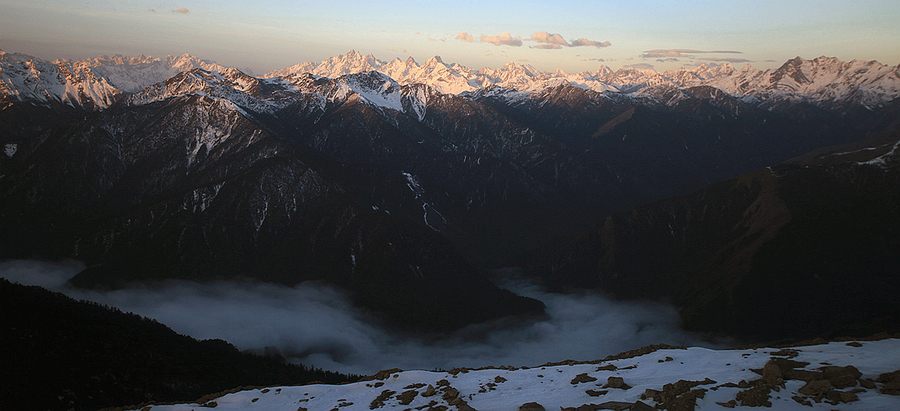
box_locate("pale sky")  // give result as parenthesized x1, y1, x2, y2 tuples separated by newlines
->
(1, 0, 898, 75)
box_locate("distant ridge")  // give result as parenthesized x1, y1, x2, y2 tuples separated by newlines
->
(3, 48, 899, 111)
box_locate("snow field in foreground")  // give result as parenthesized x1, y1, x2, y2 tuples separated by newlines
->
(133, 339, 900, 411)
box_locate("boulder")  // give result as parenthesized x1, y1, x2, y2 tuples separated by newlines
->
(605, 376, 629, 389)
(822, 365, 862, 381)
(422, 384, 436, 397)
(518, 402, 545, 411)
(877, 370, 900, 395)
(798, 379, 832, 396)
(571, 373, 599, 384)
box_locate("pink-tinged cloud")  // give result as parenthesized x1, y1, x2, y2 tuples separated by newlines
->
(148, 8, 156, 12)
(531, 31, 568, 46)
(172, 7, 189, 14)
(455, 32, 474, 42)
(531, 32, 611, 49)
(697, 57, 752, 63)
(641, 49, 742, 58)
(570, 38, 611, 48)
(534, 44, 563, 50)
(623, 63, 655, 70)
(480, 32, 523, 47)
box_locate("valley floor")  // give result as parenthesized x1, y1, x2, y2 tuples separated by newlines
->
(128, 338, 900, 411)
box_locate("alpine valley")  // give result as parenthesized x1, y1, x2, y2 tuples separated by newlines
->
(2, 48, 900, 409)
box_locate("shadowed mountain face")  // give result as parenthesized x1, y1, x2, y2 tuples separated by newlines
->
(0, 94, 545, 331)
(1, 60, 898, 334)
(528, 128, 900, 341)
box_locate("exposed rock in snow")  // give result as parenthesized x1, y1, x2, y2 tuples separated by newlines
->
(0, 50, 230, 109)
(262, 51, 900, 111)
(128, 339, 900, 411)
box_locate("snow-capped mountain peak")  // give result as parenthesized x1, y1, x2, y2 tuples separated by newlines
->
(261, 52, 900, 110)
(4, 49, 899, 114)
(0, 50, 235, 109)
(0, 50, 121, 109)
(422, 55, 446, 69)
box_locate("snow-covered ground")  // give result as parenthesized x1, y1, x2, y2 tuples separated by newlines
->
(133, 339, 900, 411)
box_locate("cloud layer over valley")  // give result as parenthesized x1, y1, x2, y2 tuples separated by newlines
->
(0, 260, 721, 375)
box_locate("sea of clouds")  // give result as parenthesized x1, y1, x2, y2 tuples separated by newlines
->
(0, 259, 725, 375)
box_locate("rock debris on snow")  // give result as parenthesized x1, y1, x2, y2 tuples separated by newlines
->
(125, 338, 900, 411)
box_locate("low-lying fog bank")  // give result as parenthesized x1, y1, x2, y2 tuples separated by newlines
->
(0, 260, 723, 375)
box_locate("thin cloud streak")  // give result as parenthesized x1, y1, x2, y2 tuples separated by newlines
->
(570, 38, 611, 48)
(460, 31, 610, 50)
(641, 49, 742, 58)
(172, 8, 190, 14)
(624, 63, 655, 70)
(697, 57, 752, 63)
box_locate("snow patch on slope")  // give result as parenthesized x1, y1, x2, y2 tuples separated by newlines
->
(132, 339, 900, 411)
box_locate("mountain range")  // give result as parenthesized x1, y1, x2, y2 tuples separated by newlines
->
(4, 49, 900, 110)
(2, 48, 899, 339)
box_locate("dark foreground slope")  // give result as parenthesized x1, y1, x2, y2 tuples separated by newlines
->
(529, 129, 900, 342)
(0, 278, 357, 411)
